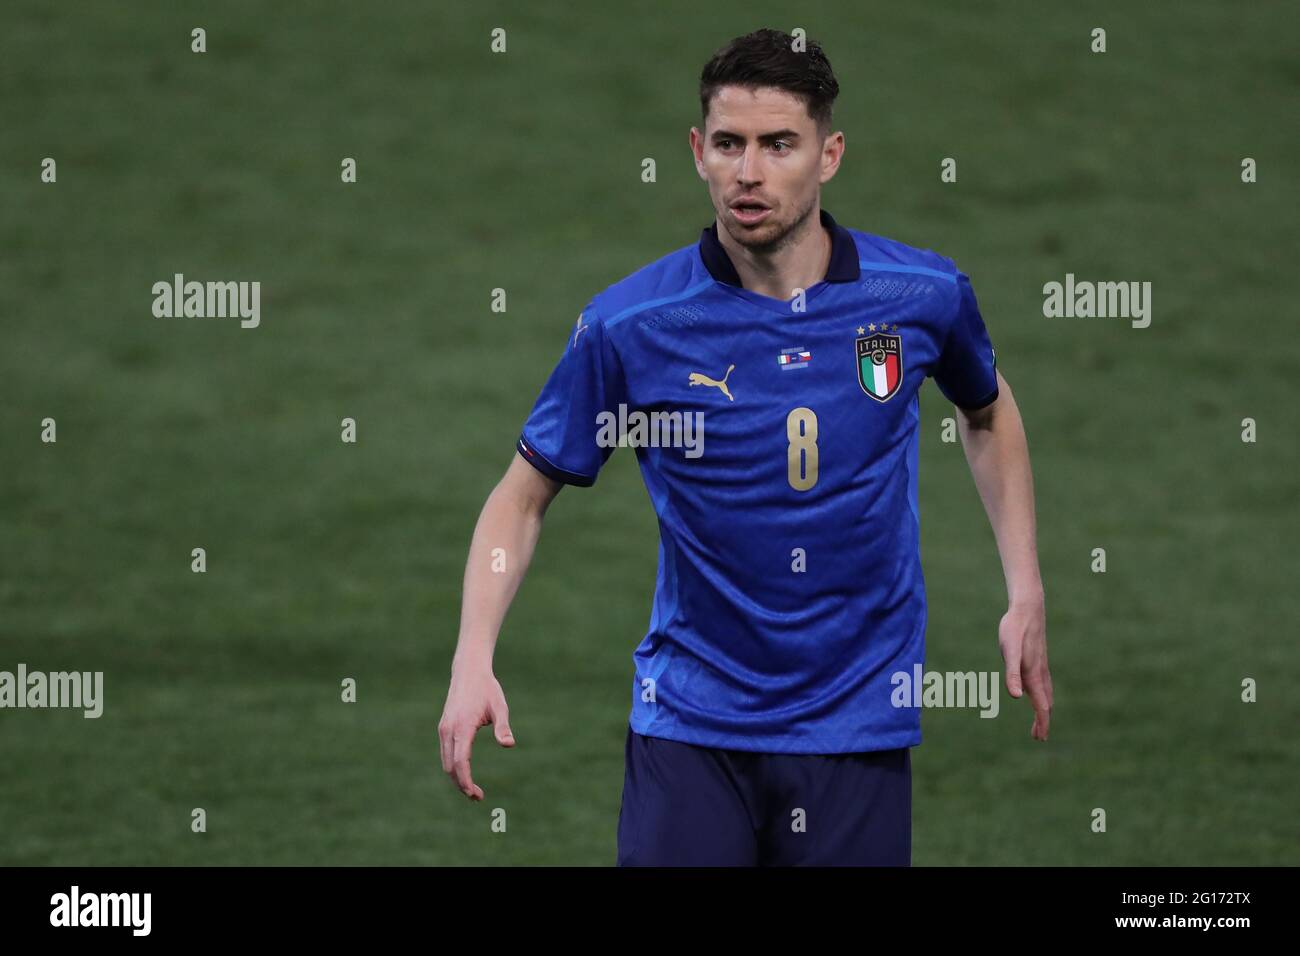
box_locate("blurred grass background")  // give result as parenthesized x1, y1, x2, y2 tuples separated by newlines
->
(1, 0, 1296, 864)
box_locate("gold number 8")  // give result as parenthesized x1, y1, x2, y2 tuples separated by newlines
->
(787, 407, 818, 491)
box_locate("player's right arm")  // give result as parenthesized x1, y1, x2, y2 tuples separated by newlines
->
(440, 300, 620, 798)
(438, 452, 562, 800)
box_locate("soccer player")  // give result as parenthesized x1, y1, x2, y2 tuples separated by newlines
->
(439, 28, 1052, 866)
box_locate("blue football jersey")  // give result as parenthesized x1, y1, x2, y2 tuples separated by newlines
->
(516, 209, 998, 754)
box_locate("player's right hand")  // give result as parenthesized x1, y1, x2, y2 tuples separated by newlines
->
(438, 664, 515, 801)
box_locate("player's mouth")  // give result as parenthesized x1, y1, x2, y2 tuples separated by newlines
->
(729, 199, 772, 226)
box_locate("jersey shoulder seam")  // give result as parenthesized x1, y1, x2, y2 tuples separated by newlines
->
(589, 243, 712, 330)
(849, 230, 960, 285)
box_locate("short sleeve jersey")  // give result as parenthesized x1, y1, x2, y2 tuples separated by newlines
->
(516, 209, 997, 753)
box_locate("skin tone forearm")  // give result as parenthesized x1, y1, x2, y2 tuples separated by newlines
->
(956, 369, 1053, 740)
(439, 455, 561, 800)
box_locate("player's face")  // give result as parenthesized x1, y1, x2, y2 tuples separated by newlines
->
(691, 85, 843, 252)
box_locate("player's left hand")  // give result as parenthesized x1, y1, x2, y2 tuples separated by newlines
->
(998, 597, 1052, 740)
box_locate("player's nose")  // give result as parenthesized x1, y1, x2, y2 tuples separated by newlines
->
(737, 144, 763, 184)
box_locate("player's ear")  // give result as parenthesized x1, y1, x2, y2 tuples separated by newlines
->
(819, 130, 844, 184)
(689, 127, 707, 179)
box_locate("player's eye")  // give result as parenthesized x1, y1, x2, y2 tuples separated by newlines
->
(771, 140, 792, 153)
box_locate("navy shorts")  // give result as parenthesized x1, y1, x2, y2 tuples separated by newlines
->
(616, 726, 911, 866)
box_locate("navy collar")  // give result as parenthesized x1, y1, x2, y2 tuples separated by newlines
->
(699, 207, 860, 288)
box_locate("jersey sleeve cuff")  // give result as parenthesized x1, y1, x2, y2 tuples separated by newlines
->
(935, 376, 1000, 411)
(953, 383, 999, 411)
(516, 435, 596, 487)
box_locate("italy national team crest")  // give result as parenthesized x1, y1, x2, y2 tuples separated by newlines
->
(856, 332, 903, 402)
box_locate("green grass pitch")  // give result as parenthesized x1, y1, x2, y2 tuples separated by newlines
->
(1, 0, 1296, 864)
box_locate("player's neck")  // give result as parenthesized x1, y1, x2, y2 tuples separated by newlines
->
(715, 203, 832, 302)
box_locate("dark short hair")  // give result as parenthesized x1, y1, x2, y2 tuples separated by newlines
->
(699, 28, 840, 136)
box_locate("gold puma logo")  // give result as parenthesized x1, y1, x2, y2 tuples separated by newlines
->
(688, 364, 735, 401)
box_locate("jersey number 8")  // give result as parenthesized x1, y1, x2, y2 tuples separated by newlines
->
(786, 407, 818, 491)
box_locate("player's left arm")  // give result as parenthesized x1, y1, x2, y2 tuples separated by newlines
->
(955, 369, 1052, 741)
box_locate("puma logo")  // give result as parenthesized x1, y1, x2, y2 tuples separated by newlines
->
(688, 364, 735, 401)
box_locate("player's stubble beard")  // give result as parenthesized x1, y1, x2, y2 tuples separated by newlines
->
(717, 190, 820, 258)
